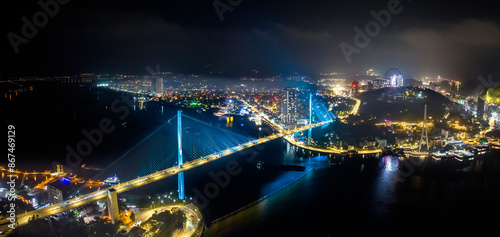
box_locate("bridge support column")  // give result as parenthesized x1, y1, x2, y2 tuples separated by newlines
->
(178, 110, 185, 200)
(308, 93, 312, 145)
(107, 188, 119, 224)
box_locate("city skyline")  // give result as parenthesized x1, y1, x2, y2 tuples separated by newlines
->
(2, 1, 500, 237)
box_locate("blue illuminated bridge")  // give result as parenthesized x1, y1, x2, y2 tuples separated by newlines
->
(2, 95, 335, 227)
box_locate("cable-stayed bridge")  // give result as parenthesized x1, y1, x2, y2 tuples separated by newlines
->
(2, 96, 335, 227)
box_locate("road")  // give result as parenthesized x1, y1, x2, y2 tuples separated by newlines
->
(127, 204, 201, 237)
(257, 107, 382, 155)
(351, 96, 361, 115)
(176, 204, 202, 237)
(283, 134, 382, 155)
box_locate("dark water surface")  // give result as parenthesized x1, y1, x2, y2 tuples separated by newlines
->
(2, 83, 500, 237)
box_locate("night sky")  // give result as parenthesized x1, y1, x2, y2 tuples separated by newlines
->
(2, 0, 500, 82)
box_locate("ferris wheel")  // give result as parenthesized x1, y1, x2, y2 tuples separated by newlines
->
(384, 68, 404, 87)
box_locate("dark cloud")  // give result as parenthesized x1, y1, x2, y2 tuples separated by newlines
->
(1, 0, 500, 82)
(394, 19, 500, 79)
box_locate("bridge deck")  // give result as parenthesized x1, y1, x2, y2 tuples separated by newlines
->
(1, 121, 332, 227)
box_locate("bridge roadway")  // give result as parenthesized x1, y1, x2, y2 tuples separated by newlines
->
(260, 116, 382, 155)
(0, 121, 332, 228)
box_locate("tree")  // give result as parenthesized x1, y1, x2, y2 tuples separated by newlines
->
(0, 198, 34, 217)
(151, 210, 187, 237)
(56, 217, 88, 237)
(85, 217, 120, 237)
(130, 212, 136, 222)
(12, 219, 52, 237)
(136, 197, 151, 208)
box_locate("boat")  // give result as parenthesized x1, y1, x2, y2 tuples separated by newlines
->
(258, 162, 305, 171)
(81, 164, 104, 171)
(431, 148, 475, 162)
(474, 145, 489, 155)
(431, 151, 448, 161)
(104, 175, 120, 185)
(404, 150, 429, 160)
(257, 161, 263, 170)
(451, 150, 475, 162)
(490, 142, 500, 151)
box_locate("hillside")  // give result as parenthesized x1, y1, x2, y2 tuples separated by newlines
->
(357, 87, 451, 122)
(480, 85, 500, 104)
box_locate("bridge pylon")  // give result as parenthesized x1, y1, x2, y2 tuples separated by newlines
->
(308, 93, 312, 145)
(107, 188, 119, 224)
(178, 110, 185, 200)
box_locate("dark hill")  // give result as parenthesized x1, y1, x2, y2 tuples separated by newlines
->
(357, 87, 450, 122)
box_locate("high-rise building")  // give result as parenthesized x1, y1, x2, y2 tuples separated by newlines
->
(367, 81, 373, 91)
(450, 82, 457, 98)
(450, 81, 460, 98)
(477, 97, 485, 120)
(281, 88, 297, 126)
(47, 179, 71, 204)
(351, 81, 359, 96)
(153, 77, 163, 96)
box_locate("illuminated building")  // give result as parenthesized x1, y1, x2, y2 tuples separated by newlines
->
(47, 179, 71, 204)
(153, 77, 163, 96)
(281, 88, 297, 126)
(351, 81, 359, 96)
(450, 81, 460, 98)
(366, 69, 375, 76)
(367, 81, 373, 91)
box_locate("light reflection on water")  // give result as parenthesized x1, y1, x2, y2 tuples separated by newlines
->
(204, 151, 500, 236)
(371, 156, 399, 217)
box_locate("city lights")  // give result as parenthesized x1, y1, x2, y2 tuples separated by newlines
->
(2, 1, 499, 236)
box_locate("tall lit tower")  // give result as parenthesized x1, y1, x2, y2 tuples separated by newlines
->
(308, 93, 312, 145)
(351, 81, 359, 97)
(419, 102, 429, 152)
(153, 77, 163, 96)
(177, 110, 185, 200)
(450, 82, 457, 98)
